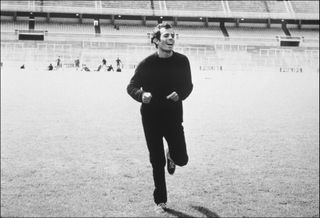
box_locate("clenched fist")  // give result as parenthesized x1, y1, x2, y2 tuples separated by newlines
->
(142, 92, 152, 104)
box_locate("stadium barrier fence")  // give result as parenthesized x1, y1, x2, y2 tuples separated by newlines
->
(1, 39, 318, 73)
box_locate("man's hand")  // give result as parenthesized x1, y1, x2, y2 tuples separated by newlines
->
(166, 91, 179, 102)
(142, 92, 152, 104)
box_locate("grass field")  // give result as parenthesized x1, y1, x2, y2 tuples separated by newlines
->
(1, 64, 319, 217)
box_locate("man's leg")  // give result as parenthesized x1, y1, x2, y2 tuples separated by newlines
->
(164, 122, 189, 167)
(142, 117, 167, 204)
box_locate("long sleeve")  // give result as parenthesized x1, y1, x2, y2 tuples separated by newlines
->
(177, 56, 193, 101)
(127, 62, 144, 103)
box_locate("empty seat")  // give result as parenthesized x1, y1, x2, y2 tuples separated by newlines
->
(290, 0, 319, 13)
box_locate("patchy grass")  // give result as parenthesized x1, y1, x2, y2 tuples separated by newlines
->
(1, 67, 319, 217)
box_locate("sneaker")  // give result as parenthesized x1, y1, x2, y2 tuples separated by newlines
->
(154, 203, 167, 214)
(166, 149, 176, 175)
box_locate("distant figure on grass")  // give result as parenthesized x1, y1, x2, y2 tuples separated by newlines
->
(127, 22, 193, 213)
(116, 57, 123, 72)
(48, 63, 53, 71)
(74, 58, 80, 70)
(81, 64, 91, 72)
(56, 56, 62, 69)
(96, 58, 107, 71)
(20, 64, 25, 69)
(96, 59, 114, 72)
(107, 64, 114, 72)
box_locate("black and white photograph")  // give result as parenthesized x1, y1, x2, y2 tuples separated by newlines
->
(1, 0, 319, 217)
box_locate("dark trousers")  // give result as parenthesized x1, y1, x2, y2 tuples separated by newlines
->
(142, 115, 188, 204)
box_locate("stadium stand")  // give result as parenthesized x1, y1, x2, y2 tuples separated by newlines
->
(101, 1, 151, 10)
(165, 1, 224, 13)
(0, 0, 318, 71)
(2, 0, 28, 7)
(38, 1, 96, 8)
(228, 1, 268, 13)
(1, 20, 93, 35)
(226, 26, 284, 38)
(0, 20, 286, 40)
(290, 0, 319, 14)
(265, 1, 288, 13)
(1, 0, 319, 19)
(35, 22, 93, 34)
(174, 25, 223, 37)
(1, 21, 28, 32)
(288, 28, 319, 39)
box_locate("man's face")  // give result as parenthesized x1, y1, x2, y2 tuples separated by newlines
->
(158, 27, 175, 52)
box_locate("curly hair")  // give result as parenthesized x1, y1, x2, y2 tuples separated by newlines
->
(150, 22, 173, 48)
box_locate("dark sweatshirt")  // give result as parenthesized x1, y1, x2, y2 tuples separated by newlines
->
(127, 51, 193, 123)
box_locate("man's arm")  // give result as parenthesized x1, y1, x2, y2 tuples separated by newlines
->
(127, 63, 144, 103)
(176, 56, 193, 101)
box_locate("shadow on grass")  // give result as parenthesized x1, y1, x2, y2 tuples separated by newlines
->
(164, 205, 219, 218)
(164, 208, 194, 218)
(191, 205, 220, 217)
